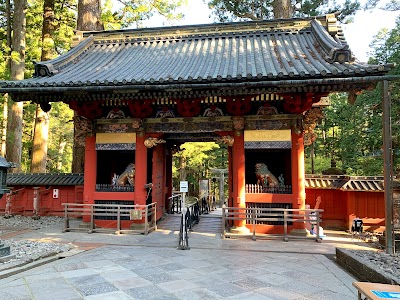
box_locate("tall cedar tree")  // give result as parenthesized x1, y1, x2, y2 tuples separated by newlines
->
(30, 0, 56, 173)
(6, 0, 26, 172)
(1, 0, 12, 157)
(72, 0, 103, 173)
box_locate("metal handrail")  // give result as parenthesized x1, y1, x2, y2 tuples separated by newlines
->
(199, 197, 209, 214)
(222, 207, 324, 242)
(62, 202, 157, 235)
(168, 194, 182, 214)
(178, 199, 201, 249)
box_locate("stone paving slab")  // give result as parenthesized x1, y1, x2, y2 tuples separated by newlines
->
(0, 242, 360, 300)
(0, 216, 383, 299)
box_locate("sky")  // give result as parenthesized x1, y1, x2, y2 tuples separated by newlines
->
(142, 0, 399, 62)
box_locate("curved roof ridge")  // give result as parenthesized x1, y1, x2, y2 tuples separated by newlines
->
(80, 15, 331, 39)
(33, 35, 95, 77)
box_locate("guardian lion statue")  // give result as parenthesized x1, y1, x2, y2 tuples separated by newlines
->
(255, 163, 279, 187)
(117, 163, 135, 186)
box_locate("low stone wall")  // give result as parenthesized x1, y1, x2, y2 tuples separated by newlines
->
(336, 248, 400, 285)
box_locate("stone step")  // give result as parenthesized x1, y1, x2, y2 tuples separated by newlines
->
(157, 214, 222, 234)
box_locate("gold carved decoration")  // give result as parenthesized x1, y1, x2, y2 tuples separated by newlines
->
(232, 116, 245, 131)
(74, 115, 92, 146)
(144, 137, 166, 148)
(303, 108, 324, 146)
(216, 135, 234, 147)
(244, 130, 291, 142)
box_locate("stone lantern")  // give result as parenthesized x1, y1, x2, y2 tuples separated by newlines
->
(0, 156, 15, 261)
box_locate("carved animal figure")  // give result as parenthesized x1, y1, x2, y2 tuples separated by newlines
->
(217, 135, 234, 147)
(255, 163, 279, 187)
(144, 137, 166, 148)
(117, 163, 135, 186)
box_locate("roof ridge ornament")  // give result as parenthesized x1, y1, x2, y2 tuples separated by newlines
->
(311, 17, 354, 64)
(33, 35, 95, 78)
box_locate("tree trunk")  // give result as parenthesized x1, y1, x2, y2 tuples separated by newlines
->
(272, 0, 293, 18)
(179, 155, 186, 181)
(41, 0, 55, 61)
(57, 137, 67, 171)
(77, 0, 103, 31)
(72, 123, 85, 173)
(29, 0, 55, 173)
(1, 95, 8, 157)
(30, 105, 49, 172)
(6, 0, 27, 172)
(2, 0, 12, 157)
(72, 0, 103, 173)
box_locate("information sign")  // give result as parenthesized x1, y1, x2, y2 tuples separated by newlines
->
(180, 181, 188, 193)
(372, 290, 400, 299)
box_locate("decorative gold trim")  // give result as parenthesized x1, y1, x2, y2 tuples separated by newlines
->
(96, 133, 136, 144)
(244, 130, 291, 142)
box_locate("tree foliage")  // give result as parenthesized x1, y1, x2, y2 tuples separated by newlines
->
(172, 142, 227, 196)
(102, 0, 185, 29)
(305, 16, 400, 175)
(207, 0, 361, 22)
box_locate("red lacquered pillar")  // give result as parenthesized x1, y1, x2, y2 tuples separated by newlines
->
(83, 136, 96, 222)
(134, 132, 147, 206)
(291, 131, 306, 232)
(232, 131, 248, 232)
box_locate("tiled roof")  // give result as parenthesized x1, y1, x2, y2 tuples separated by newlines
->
(0, 14, 394, 99)
(6, 173, 84, 186)
(305, 175, 385, 192)
(5, 173, 386, 191)
(341, 176, 384, 192)
(305, 175, 348, 189)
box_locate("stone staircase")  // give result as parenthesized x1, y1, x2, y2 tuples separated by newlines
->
(157, 208, 222, 234)
(191, 214, 222, 234)
(157, 214, 181, 232)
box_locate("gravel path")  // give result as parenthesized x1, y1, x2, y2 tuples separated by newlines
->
(0, 216, 75, 271)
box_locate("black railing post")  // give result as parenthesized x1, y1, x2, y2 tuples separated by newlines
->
(178, 212, 190, 250)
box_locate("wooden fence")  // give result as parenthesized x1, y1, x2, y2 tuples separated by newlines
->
(222, 207, 324, 242)
(62, 202, 157, 235)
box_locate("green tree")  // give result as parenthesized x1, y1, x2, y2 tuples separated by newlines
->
(173, 142, 226, 196)
(306, 16, 400, 176)
(102, 0, 185, 29)
(6, 0, 27, 172)
(208, 0, 361, 22)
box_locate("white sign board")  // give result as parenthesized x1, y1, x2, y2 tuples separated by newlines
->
(180, 181, 188, 193)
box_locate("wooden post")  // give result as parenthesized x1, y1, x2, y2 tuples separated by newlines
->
(32, 187, 40, 219)
(382, 80, 394, 255)
(89, 205, 94, 233)
(135, 133, 147, 206)
(252, 208, 256, 241)
(222, 206, 226, 239)
(284, 210, 288, 242)
(116, 206, 121, 234)
(63, 204, 69, 232)
(231, 131, 249, 233)
(290, 131, 307, 234)
(83, 136, 96, 223)
(145, 205, 149, 235)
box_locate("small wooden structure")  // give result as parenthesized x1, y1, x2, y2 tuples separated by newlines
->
(306, 175, 385, 232)
(0, 173, 83, 216)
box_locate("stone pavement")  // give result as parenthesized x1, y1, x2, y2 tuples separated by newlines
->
(0, 215, 377, 300)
